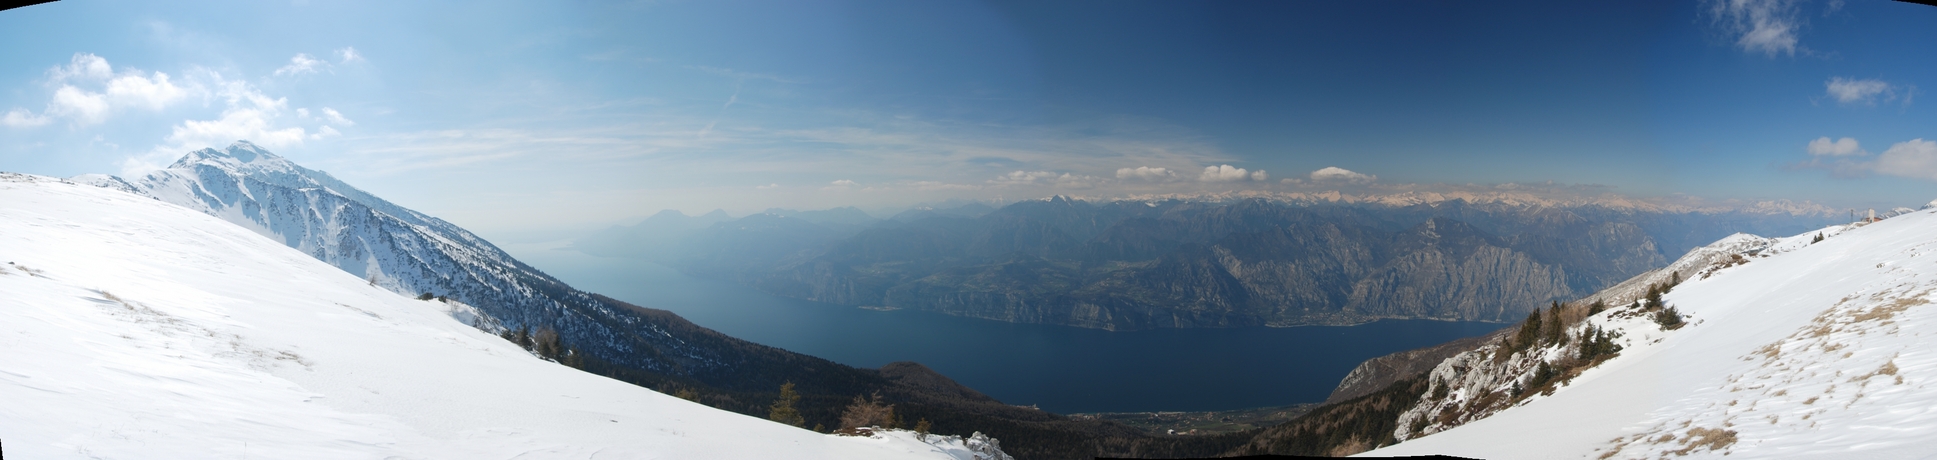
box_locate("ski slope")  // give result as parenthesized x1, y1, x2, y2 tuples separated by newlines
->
(0, 172, 997, 459)
(1367, 207, 1937, 458)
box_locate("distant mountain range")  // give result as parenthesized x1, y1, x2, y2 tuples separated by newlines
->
(578, 195, 1841, 330)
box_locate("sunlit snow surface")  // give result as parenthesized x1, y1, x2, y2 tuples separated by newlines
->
(0, 173, 990, 459)
(1368, 210, 1937, 458)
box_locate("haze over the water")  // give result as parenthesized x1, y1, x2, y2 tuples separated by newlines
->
(3, 1, 1935, 243)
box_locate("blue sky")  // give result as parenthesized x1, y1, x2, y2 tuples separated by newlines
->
(2, 0, 1935, 241)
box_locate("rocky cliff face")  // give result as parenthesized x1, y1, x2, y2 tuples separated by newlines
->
(587, 196, 1837, 330)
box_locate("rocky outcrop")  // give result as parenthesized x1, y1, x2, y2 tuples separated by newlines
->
(1324, 333, 1500, 405)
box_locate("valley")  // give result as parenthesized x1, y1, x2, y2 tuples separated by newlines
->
(505, 243, 1509, 414)
(579, 197, 1839, 332)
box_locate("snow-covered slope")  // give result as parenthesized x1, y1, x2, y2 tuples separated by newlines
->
(1366, 209, 1937, 458)
(0, 172, 1004, 459)
(98, 141, 735, 383)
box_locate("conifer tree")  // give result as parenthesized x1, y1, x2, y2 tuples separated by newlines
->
(1542, 302, 1565, 346)
(769, 382, 806, 427)
(1513, 309, 1543, 352)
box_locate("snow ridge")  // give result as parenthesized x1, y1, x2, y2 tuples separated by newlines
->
(0, 172, 990, 459)
(1369, 204, 1937, 459)
(84, 142, 733, 380)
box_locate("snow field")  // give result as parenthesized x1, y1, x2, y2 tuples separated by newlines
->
(0, 173, 988, 459)
(1370, 208, 1937, 459)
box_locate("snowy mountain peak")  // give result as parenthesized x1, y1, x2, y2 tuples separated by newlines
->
(100, 141, 803, 401)
(168, 140, 289, 170)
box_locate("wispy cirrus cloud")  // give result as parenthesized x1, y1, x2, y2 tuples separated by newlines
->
(1824, 77, 1914, 107)
(273, 53, 328, 77)
(1703, 0, 1807, 57)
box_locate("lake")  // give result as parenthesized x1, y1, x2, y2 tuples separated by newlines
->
(505, 241, 1507, 414)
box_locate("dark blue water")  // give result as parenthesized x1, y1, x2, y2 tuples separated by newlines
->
(508, 242, 1506, 414)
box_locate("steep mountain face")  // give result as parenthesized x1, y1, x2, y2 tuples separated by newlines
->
(125, 141, 748, 384)
(591, 196, 1833, 330)
(0, 172, 1001, 460)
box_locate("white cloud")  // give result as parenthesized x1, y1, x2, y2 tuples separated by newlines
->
(335, 47, 362, 63)
(1705, 0, 1803, 57)
(12, 53, 189, 127)
(1825, 77, 1908, 106)
(991, 170, 1059, 186)
(1310, 166, 1376, 184)
(1873, 139, 1937, 181)
(830, 179, 857, 187)
(1, 108, 50, 128)
(105, 72, 188, 111)
(161, 78, 306, 152)
(1250, 170, 1267, 181)
(310, 125, 342, 140)
(1198, 164, 1262, 182)
(756, 183, 780, 190)
(1051, 173, 1102, 189)
(1806, 137, 1862, 156)
(321, 107, 355, 126)
(49, 53, 113, 82)
(46, 85, 110, 124)
(273, 53, 328, 77)
(988, 170, 1103, 188)
(1116, 166, 1177, 181)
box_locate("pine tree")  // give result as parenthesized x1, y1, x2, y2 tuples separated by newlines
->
(1514, 308, 1543, 352)
(914, 418, 933, 440)
(1654, 305, 1685, 329)
(769, 382, 806, 427)
(1813, 233, 1825, 243)
(1588, 300, 1607, 316)
(1542, 302, 1565, 346)
(533, 327, 563, 360)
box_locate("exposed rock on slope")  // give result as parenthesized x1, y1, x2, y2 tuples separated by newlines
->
(1324, 333, 1500, 405)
